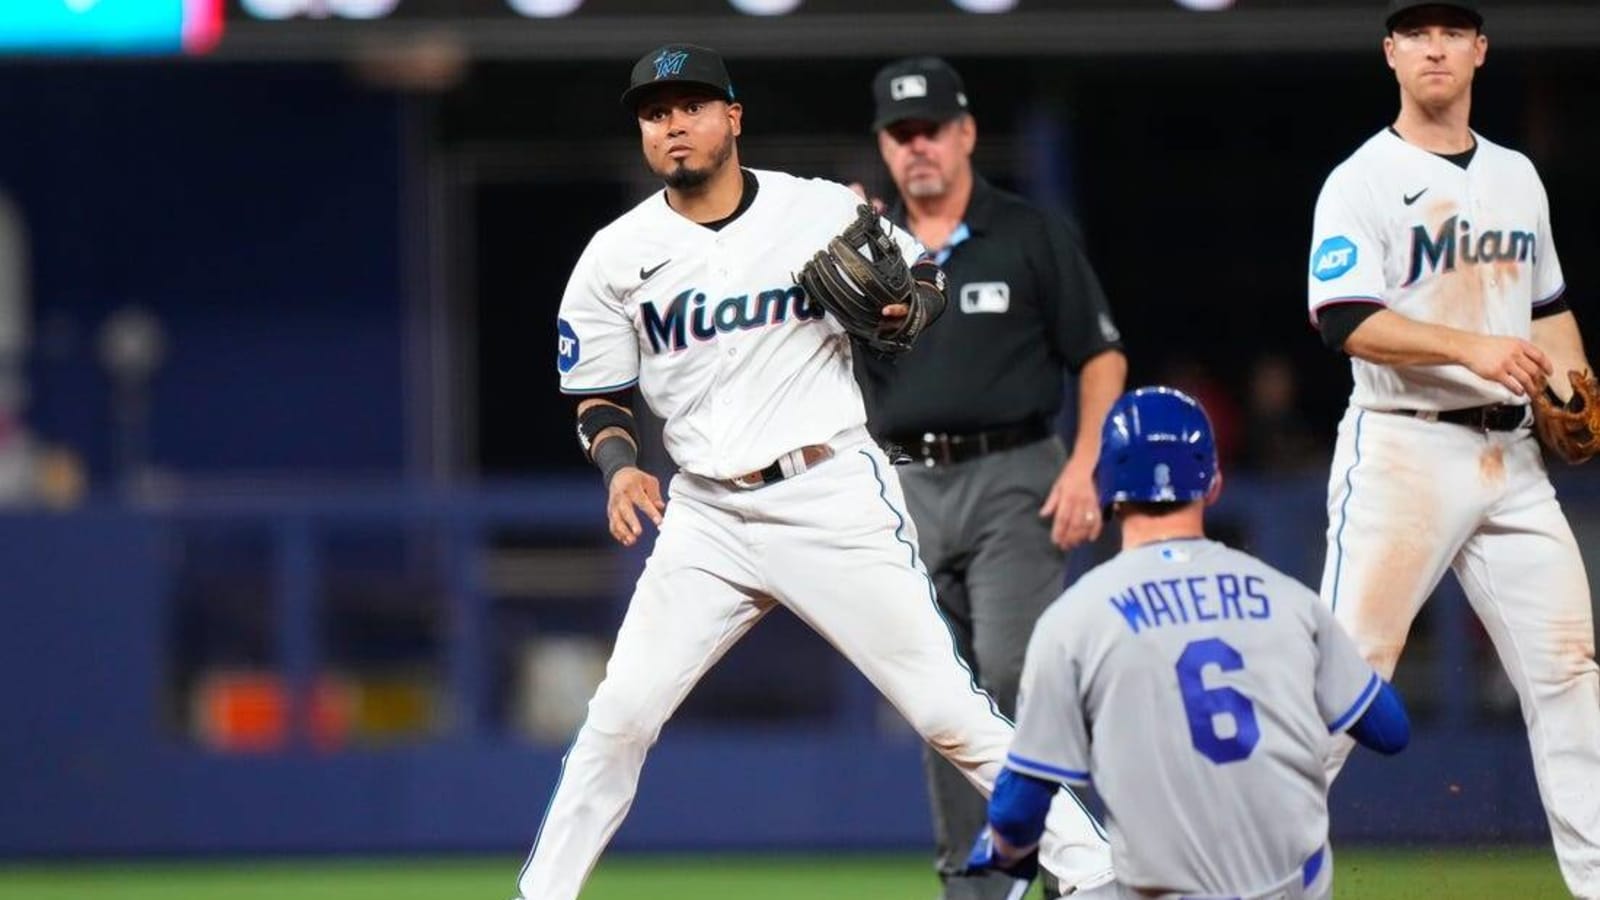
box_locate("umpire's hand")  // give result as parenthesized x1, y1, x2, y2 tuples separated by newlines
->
(1040, 459, 1103, 550)
(607, 467, 665, 547)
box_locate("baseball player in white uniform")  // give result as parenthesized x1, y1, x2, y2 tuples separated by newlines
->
(1309, 3, 1600, 895)
(965, 387, 1410, 900)
(514, 44, 1114, 900)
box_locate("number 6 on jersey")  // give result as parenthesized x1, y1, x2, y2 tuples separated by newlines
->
(1176, 637, 1261, 765)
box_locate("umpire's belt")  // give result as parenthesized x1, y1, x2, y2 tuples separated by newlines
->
(729, 444, 833, 490)
(888, 417, 1050, 467)
(1390, 402, 1529, 432)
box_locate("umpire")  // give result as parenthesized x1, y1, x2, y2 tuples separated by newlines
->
(859, 57, 1127, 900)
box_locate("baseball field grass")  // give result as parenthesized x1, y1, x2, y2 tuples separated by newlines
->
(0, 847, 1566, 899)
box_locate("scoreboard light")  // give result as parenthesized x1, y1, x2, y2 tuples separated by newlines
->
(726, 0, 805, 14)
(0, 0, 222, 53)
(232, 0, 1264, 22)
(506, 0, 586, 18)
(238, 0, 398, 19)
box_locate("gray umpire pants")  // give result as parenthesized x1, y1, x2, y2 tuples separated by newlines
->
(897, 435, 1070, 900)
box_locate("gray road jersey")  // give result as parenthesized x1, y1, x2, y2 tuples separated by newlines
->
(1007, 539, 1378, 897)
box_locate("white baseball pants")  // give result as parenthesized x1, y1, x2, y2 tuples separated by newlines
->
(1321, 408, 1600, 897)
(515, 435, 1111, 899)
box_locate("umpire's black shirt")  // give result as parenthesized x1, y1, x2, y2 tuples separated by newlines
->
(858, 176, 1123, 436)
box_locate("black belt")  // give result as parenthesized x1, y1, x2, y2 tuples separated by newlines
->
(1392, 403, 1529, 432)
(886, 418, 1051, 467)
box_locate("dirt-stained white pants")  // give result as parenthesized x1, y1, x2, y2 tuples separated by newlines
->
(515, 435, 1112, 900)
(1321, 408, 1600, 898)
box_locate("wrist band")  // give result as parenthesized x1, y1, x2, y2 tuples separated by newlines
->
(593, 436, 638, 486)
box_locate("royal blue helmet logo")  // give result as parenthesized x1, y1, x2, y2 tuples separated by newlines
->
(1311, 236, 1358, 282)
(557, 318, 581, 374)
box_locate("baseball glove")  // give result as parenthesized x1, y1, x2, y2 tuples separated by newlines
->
(1532, 369, 1600, 465)
(797, 204, 925, 355)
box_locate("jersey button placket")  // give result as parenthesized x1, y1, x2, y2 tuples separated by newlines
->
(1467, 181, 1497, 289)
(710, 241, 739, 474)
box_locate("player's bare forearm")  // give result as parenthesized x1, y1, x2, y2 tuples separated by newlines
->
(1346, 309, 1552, 397)
(1344, 309, 1475, 366)
(1531, 311, 1592, 401)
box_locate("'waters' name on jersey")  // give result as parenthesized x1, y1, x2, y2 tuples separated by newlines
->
(1109, 572, 1271, 634)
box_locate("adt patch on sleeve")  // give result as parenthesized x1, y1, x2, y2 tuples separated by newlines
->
(557, 318, 582, 373)
(1311, 236, 1358, 282)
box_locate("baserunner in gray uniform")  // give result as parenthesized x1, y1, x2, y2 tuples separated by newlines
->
(966, 387, 1412, 900)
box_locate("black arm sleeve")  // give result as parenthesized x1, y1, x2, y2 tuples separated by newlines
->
(575, 390, 638, 457)
(1036, 212, 1123, 373)
(1317, 301, 1385, 353)
(575, 391, 640, 486)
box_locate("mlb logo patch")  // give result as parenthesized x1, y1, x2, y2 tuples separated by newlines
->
(890, 75, 928, 100)
(960, 282, 1010, 314)
(1311, 236, 1358, 282)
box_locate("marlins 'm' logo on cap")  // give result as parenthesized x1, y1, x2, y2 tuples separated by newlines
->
(653, 49, 689, 80)
(622, 43, 736, 109)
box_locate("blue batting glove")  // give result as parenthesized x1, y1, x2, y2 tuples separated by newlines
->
(963, 825, 1040, 883)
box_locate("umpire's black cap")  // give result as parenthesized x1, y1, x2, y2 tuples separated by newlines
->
(870, 57, 969, 132)
(1385, 0, 1484, 31)
(621, 44, 736, 111)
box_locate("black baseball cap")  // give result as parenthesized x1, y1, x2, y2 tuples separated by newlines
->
(870, 57, 970, 132)
(1385, 1, 1484, 31)
(620, 44, 736, 111)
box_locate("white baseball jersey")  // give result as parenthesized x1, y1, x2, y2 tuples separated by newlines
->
(556, 168, 922, 480)
(1307, 129, 1565, 411)
(1009, 539, 1379, 898)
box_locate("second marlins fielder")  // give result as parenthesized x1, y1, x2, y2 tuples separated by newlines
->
(515, 44, 1113, 900)
(1309, 2, 1600, 894)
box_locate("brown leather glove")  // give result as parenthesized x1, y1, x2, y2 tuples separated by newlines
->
(1532, 369, 1600, 465)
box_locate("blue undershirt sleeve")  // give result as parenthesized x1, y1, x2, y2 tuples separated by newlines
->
(1347, 679, 1410, 755)
(988, 768, 1056, 849)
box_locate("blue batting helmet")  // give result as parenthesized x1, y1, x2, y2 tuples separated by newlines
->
(1096, 386, 1219, 509)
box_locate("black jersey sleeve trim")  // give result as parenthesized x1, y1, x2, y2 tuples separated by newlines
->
(1317, 300, 1385, 352)
(1533, 286, 1569, 320)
